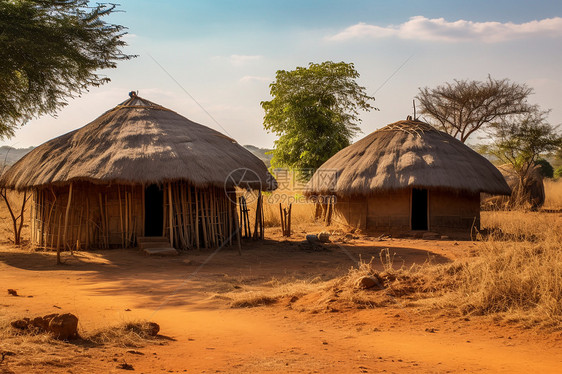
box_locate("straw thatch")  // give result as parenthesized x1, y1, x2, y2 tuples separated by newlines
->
(482, 164, 545, 210)
(0, 94, 274, 250)
(0, 94, 275, 191)
(306, 119, 510, 196)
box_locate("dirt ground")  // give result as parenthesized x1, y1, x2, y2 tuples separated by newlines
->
(1, 225, 562, 373)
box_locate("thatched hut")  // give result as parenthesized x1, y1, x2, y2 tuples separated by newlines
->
(0, 93, 275, 250)
(482, 164, 545, 210)
(305, 119, 511, 233)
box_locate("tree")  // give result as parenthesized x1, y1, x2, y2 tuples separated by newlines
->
(0, 189, 30, 245)
(261, 61, 375, 174)
(535, 158, 554, 179)
(416, 76, 534, 143)
(554, 166, 562, 180)
(0, 0, 134, 138)
(483, 109, 562, 204)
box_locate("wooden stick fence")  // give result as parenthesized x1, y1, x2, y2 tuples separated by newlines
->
(279, 203, 292, 237)
(29, 181, 263, 251)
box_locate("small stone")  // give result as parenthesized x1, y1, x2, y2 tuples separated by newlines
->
(146, 322, 160, 336)
(306, 234, 319, 243)
(356, 276, 380, 290)
(47, 313, 79, 340)
(10, 319, 29, 330)
(7, 289, 18, 296)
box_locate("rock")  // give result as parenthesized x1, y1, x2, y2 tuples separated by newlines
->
(116, 362, 134, 370)
(10, 313, 78, 339)
(126, 322, 160, 336)
(317, 232, 331, 243)
(146, 322, 160, 336)
(10, 318, 30, 330)
(357, 276, 381, 289)
(422, 232, 440, 239)
(7, 289, 17, 296)
(306, 234, 319, 243)
(31, 314, 56, 331)
(440, 235, 450, 240)
(47, 313, 79, 340)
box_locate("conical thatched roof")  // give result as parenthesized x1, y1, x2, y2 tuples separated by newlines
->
(1, 94, 276, 191)
(306, 119, 510, 196)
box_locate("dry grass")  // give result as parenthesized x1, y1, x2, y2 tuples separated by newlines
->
(543, 179, 562, 209)
(0, 317, 160, 370)
(231, 202, 562, 327)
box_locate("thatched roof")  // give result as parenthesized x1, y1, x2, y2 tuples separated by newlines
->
(1, 94, 276, 191)
(306, 119, 511, 196)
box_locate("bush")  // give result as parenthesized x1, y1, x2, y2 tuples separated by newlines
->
(535, 158, 554, 178)
(554, 166, 562, 180)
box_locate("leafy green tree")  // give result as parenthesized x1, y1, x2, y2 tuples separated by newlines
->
(416, 76, 534, 143)
(0, 0, 134, 138)
(483, 109, 562, 202)
(261, 61, 375, 174)
(535, 158, 554, 178)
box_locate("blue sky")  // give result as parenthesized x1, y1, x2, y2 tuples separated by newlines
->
(3, 0, 562, 148)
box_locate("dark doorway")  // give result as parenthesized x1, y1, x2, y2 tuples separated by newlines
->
(411, 188, 428, 230)
(145, 184, 163, 236)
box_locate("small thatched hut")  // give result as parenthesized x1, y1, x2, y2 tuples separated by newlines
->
(0, 93, 275, 250)
(305, 119, 511, 233)
(482, 164, 545, 210)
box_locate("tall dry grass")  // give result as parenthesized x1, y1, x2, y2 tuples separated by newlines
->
(543, 179, 562, 209)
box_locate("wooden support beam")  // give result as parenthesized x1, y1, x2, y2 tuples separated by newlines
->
(62, 183, 73, 253)
(168, 183, 174, 248)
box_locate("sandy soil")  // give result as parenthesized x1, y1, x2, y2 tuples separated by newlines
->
(1, 227, 562, 373)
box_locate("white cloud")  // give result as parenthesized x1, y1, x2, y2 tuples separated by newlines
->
(329, 16, 562, 43)
(228, 54, 263, 66)
(239, 75, 271, 83)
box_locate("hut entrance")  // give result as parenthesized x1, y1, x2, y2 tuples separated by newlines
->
(145, 184, 164, 236)
(411, 188, 428, 230)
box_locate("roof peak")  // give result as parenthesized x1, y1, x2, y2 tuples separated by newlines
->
(113, 94, 174, 113)
(378, 119, 437, 135)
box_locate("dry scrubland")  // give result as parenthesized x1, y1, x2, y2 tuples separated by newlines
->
(237, 180, 562, 328)
(0, 181, 561, 372)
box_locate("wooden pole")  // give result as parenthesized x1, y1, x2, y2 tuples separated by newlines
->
(104, 194, 109, 247)
(62, 183, 73, 253)
(287, 203, 292, 237)
(141, 184, 145, 238)
(76, 207, 83, 250)
(168, 183, 174, 248)
(234, 204, 242, 255)
(85, 196, 90, 249)
(125, 191, 129, 247)
(118, 186, 124, 248)
(279, 203, 285, 235)
(187, 185, 194, 247)
(98, 193, 104, 248)
(56, 213, 62, 264)
(194, 187, 200, 249)
(260, 193, 264, 240)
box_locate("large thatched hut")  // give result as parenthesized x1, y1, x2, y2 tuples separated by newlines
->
(306, 119, 510, 233)
(0, 93, 275, 250)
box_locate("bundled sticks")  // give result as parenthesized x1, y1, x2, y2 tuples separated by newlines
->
(164, 182, 239, 250)
(28, 181, 263, 251)
(279, 203, 292, 237)
(238, 196, 250, 238)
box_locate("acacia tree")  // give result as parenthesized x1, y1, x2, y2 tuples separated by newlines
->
(0, 0, 134, 138)
(261, 61, 375, 174)
(416, 76, 534, 143)
(483, 109, 562, 204)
